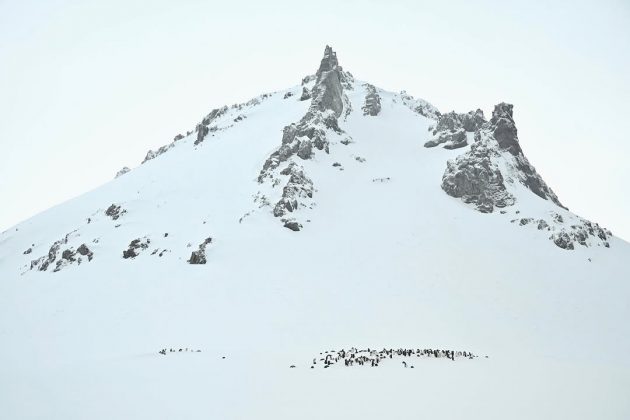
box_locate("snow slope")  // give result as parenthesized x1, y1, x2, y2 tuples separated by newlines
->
(1, 46, 629, 419)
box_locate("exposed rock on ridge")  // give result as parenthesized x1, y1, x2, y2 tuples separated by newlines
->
(425, 110, 485, 149)
(399, 91, 441, 120)
(512, 212, 612, 250)
(362, 84, 381, 116)
(257, 46, 351, 228)
(441, 103, 564, 213)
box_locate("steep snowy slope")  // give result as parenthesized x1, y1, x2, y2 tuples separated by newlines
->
(1, 46, 629, 419)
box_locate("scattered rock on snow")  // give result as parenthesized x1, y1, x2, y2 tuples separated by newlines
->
(283, 220, 302, 231)
(105, 204, 126, 220)
(123, 238, 150, 259)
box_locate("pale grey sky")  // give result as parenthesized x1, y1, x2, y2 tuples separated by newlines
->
(1, 0, 629, 240)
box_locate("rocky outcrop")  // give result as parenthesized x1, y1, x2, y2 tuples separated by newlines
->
(311, 46, 345, 118)
(143, 143, 175, 164)
(441, 103, 564, 213)
(300, 87, 311, 101)
(399, 91, 440, 120)
(461, 109, 486, 132)
(283, 220, 302, 231)
(424, 110, 485, 149)
(29, 231, 92, 272)
(77, 244, 94, 261)
(201, 106, 228, 127)
(438, 103, 602, 250)
(195, 124, 209, 145)
(489, 103, 565, 208)
(188, 237, 212, 264)
(105, 204, 126, 220)
(115, 167, 130, 178)
(425, 128, 468, 149)
(141, 105, 232, 163)
(441, 140, 515, 213)
(272, 163, 314, 217)
(122, 238, 150, 259)
(512, 213, 611, 250)
(257, 46, 351, 230)
(362, 84, 381, 116)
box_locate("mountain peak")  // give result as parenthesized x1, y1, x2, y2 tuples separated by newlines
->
(316, 45, 340, 77)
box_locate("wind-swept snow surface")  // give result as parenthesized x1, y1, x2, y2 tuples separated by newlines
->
(1, 46, 629, 419)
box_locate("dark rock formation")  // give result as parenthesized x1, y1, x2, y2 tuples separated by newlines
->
(489, 104, 565, 208)
(201, 106, 228, 126)
(460, 109, 486, 132)
(30, 231, 87, 272)
(311, 46, 345, 118)
(77, 244, 94, 261)
(283, 91, 294, 99)
(23, 247, 32, 255)
(38, 241, 62, 271)
(195, 123, 209, 145)
(441, 140, 515, 213)
(362, 84, 381, 116)
(105, 204, 125, 220)
(123, 238, 150, 259)
(300, 87, 311, 101)
(188, 237, 212, 264)
(553, 232, 574, 250)
(513, 214, 611, 250)
(441, 103, 565, 213)
(424, 110, 485, 149)
(257, 46, 351, 232)
(283, 220, 302, 231)
(272, 163, 314, 217)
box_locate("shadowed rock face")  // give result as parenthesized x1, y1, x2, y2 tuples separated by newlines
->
(441, 141, 515, 213)
(312, 46, 345, 118)
(123, 238, 150, 259)
(489, 103, 565, 208)
(441, 103, 564, 212)
(491, 103, 520, 155)
(316, 46, 338, 77)
(300, 87, 311, 101)
(195, 124, 209, 145)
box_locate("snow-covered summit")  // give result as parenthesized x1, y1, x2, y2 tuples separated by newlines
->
(1, 46, 629, 420)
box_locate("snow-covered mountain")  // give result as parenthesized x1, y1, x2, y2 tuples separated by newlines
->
(1, 46, 629, 419)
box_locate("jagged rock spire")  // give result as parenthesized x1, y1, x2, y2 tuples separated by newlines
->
(490, 103, 520, 156)
(311, 45, 345, 118)
(316, 45, 339, 77)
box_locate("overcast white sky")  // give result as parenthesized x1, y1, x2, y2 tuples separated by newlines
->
(1, 0, 629, 240)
